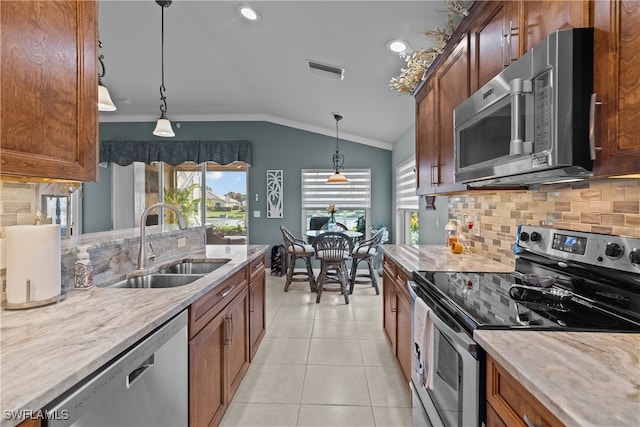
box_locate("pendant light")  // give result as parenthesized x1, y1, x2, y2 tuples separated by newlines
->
(97, 40, 116, 111)
(327, 113, 349, 183)
(153, 0, 175, 137)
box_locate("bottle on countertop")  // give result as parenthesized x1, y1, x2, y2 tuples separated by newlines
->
(74, 245, 94, 289)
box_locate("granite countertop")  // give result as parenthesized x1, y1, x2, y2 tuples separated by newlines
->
(381, 244, 514, 274)
(0, 244, 269, 427)
(475, 330, 640, 427)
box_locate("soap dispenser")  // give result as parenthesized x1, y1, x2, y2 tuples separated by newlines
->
(74, 245, 94, 289)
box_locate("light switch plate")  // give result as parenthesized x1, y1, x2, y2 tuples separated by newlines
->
(253, 210, 261, 218)
(177, 237, 186, 248)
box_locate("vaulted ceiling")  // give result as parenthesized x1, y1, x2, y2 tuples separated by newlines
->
(98, 1, 457, 149)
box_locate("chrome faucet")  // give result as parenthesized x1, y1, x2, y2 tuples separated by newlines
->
(138, 203, 188, 270)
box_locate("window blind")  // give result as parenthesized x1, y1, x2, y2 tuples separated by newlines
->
(301, 169, 371, 209)
(396, 157, 419, 210)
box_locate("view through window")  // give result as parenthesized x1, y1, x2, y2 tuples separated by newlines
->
(396, 157, 419, 244)
(140, 162, 248, 240)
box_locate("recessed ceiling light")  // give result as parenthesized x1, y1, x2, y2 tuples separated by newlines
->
(386, 39, 410, 54)
(238, 5, 260, 21)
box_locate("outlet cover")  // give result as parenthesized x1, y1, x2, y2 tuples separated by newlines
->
(253, 210, 261, 218)
(177, 237, 186, 248)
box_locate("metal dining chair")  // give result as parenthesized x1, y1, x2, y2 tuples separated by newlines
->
(348, 229, 384, 295)
(312, 231, 354, 304)
(280, 225, 316, 292)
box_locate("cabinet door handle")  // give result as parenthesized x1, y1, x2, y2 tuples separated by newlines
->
(589, 93, 603, 160)
(505, 21, 519, 66)
(523, 414, 540, 427)
(224, 316, 232, 345)
(221, 285, 234, 298)
(430, 162, 438, 185)
(229, 315, 234, 344)
(250, 290, 255, 313)
(391, 291, 397, 313)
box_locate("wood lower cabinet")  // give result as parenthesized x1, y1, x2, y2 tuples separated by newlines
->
(189, 304, 227, 427)
(189, 255, 266, 427)
(593, 0, 640, 177)
(486, 355, 564, 427)
(0, 0, 98, 182)
(249, 269, 266, 361)
(382, 256, 412, 387)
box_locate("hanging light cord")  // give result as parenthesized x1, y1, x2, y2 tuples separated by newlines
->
(158, 2, 169, 117)
(332, 114, 344, 171)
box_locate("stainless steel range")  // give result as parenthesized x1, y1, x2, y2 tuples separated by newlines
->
(409, 225, 640, 427)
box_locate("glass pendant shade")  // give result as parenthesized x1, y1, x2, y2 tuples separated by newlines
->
(327, 171, 348, 183)
(98, 84, 116, 111)
(153, 117, 175, 137)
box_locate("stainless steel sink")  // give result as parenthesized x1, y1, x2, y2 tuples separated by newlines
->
(109, 274, 203, 289)
(158, 260, 229, 275)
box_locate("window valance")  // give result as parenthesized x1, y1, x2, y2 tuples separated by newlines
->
(99, 140, 252, 166)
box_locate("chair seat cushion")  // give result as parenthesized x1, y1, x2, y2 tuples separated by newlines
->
(352, 246, 377, 256)
(287, 244, 314, 255)
(316, 250, 350, 260)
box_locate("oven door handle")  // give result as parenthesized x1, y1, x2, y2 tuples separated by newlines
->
(429, 305, 478, 357)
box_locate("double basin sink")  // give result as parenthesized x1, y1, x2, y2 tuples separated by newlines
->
(108, 260, 229, 289)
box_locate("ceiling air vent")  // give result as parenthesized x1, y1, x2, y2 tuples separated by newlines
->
(306, 59, 345, 80)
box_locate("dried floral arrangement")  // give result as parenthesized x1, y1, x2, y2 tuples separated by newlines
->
(389, 0, 469, 95)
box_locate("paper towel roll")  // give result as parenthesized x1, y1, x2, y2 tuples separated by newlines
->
(5, 224, 61, 305)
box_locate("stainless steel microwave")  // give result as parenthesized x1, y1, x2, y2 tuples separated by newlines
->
(453, 28, 594, 187)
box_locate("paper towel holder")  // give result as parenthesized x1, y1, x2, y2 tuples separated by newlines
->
(2, 279, 63, 310)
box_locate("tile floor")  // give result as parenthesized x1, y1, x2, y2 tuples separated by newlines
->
(220, 271, 413, 426)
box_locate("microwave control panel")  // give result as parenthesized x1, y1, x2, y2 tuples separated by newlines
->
(533, 70, 552, 152)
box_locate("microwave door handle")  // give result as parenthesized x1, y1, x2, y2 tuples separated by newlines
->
(509, 78, 532, 156)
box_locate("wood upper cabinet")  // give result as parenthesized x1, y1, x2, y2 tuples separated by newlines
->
(415, 80, 437, 195)
(469, 1, 514, 92)
(592, 0, 640, 176)
(415, 34, 469, 196)
(433, 35, 470, 194)
(0, 0, 98, 182)
(518, 1, 589, 55)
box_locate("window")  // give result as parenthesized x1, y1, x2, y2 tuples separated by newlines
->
(396, 157, 419, 244)
(301, 169, 371, 235)
(114, 161, 248, 238)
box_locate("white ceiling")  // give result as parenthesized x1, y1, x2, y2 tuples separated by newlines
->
(98, 1, 453, 150)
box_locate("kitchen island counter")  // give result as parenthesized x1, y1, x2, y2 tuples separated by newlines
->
(0, 244, 268, 427)
(475, 330, 640, 427)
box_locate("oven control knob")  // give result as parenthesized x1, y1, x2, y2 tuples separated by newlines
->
(630, 248, 640, 266)
(530, 232, 542, 242)
(519, 232, 530, 242)
(605, 242, 624, 259)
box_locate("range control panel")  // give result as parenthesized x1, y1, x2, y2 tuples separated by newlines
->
(517, 225, 640, 273)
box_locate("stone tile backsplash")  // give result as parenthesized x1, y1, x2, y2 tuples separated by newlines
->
(449, 178, 640, 267)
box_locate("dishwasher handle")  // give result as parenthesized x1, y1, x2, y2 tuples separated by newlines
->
(126, 354, 155, 389)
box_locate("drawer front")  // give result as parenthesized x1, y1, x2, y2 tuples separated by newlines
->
(486, 355, 564, 427)
(382, 256, 396, 277)
(248, 255, 266, 283)
(189, 268, 248, 338)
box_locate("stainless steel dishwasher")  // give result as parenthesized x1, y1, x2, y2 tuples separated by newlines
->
(45, 310, 188, 427)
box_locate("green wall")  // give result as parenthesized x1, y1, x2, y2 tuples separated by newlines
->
(91, 121, 393, 247)
(390, 123, 448, 245)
